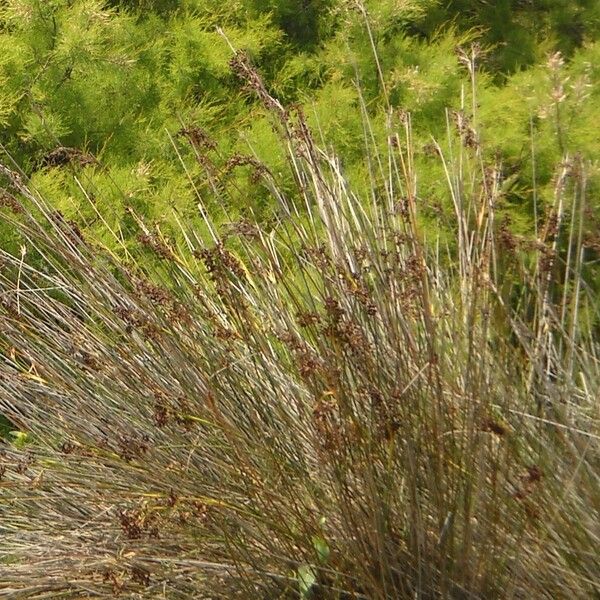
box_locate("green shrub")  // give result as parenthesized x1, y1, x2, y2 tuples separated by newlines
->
(2, 0, 600, 262)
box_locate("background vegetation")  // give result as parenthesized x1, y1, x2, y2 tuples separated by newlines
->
(2, 0, 600, 249)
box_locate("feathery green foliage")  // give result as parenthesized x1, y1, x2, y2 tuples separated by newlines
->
(2, 0, 600, 257)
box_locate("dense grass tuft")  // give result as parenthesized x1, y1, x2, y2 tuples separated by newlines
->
(0, 55, 598, 599)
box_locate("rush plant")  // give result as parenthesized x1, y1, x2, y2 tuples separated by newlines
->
(0, 52, 598, 599)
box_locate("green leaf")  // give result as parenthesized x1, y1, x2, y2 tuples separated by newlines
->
(10, 430, 30, 449)
(312, 535, 330, 563)
(297, 564, 316, 598)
